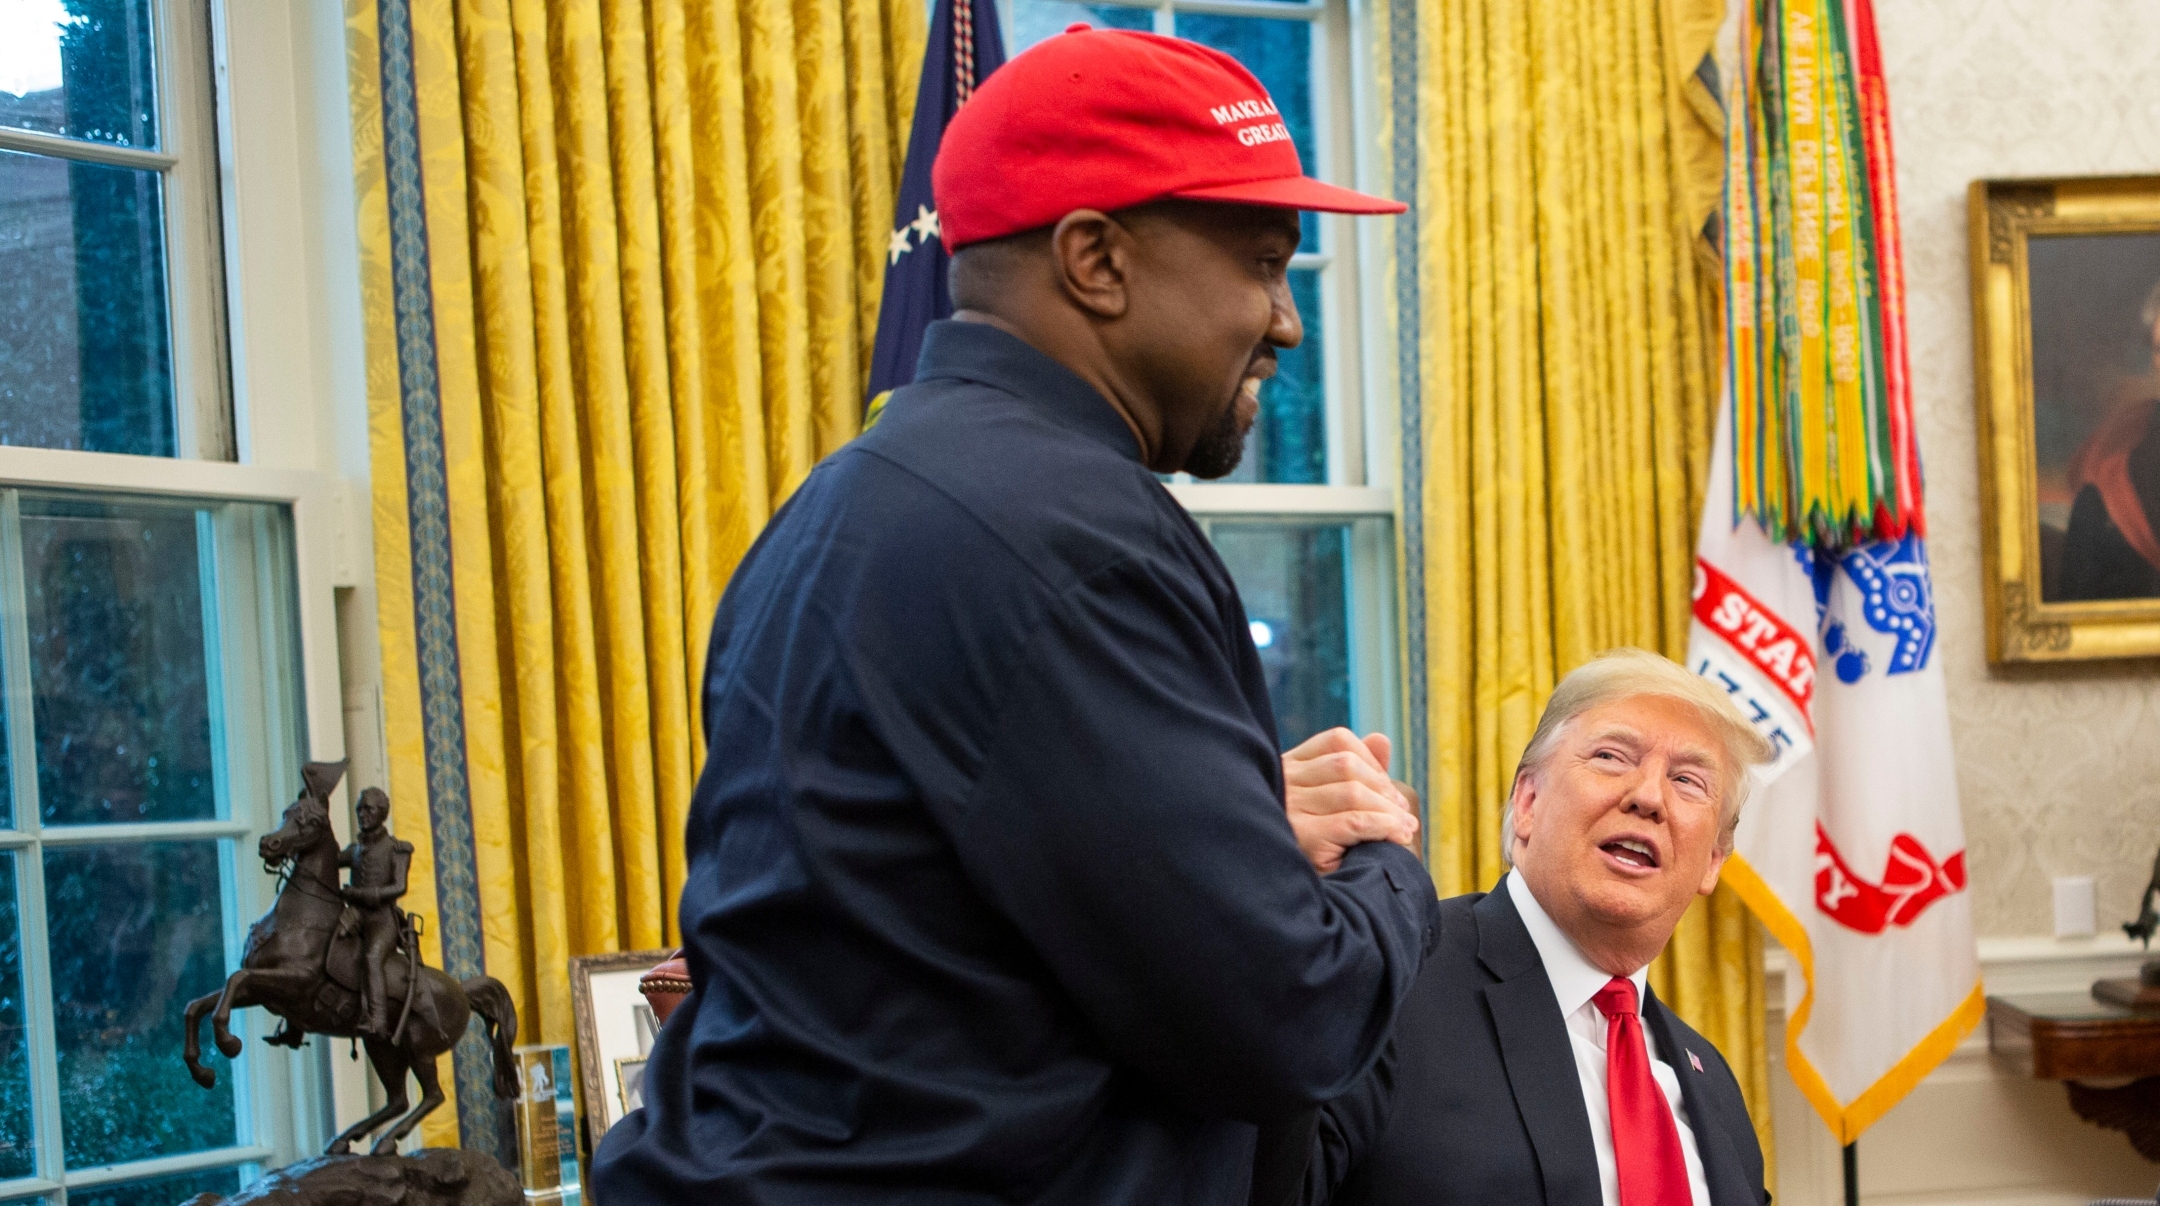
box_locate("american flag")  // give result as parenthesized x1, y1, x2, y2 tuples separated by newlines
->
(862, 0, 1008, 426)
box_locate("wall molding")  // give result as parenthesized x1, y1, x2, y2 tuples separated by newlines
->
(1764, 932, 2153, 1019)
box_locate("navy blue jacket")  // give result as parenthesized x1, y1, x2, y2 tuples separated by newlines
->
(592, 321, 1438, 1204)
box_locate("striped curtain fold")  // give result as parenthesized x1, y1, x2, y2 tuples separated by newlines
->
(345, 0, 921, 1150)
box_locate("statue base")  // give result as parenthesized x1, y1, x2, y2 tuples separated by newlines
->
(181, 1149, 519, 1206)
(2093, 957, 2160, 1011)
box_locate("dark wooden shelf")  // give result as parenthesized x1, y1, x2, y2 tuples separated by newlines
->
(1988, 993, 2160, 1162)
(1987, 993, 2160, 1081)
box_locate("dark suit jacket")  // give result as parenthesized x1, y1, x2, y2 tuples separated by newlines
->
(1260, 879, 1769, 1206)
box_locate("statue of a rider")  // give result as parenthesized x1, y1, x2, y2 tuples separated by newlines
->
(339, 787, 413, 1038)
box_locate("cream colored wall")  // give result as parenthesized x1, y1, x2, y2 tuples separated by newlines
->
(1883, 0, 2160, 939)
(1766, 1, 2160, 1201)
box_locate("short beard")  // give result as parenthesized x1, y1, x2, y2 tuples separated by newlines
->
(1182, 399, 1251, 480)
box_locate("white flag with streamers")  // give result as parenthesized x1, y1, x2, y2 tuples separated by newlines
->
(1689, 403, 1984, 1143)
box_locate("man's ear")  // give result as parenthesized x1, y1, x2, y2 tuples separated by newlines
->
(1697, 843, 1729, 897)
(1049, 210, 1130, 320)
(1508, 771, 1538, 852)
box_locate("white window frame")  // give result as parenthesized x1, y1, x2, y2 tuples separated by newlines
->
(0, 0, 367, 1190)
(0, 449, 346, 1201)
(0, 0, 234, 461)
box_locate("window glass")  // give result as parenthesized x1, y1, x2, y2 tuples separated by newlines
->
(67, 1166, 241, 1206)
(0, 0, 159, 148)
(23, 500, 215, 826)
(0, 855, 30, 1181)
(45, 840, 235, 1169)
(0, 151, 176, 457)
(1221, 267, 1324, 484)
(1010, 0, 1151, 50)
(1209, 520, 1350, 746)
(1170, 14, 1317, 252)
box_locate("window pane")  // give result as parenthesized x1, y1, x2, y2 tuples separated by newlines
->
(0, 856, 30, 1181)
(0, 151, 176, 457)
(1010, 0, 1152, 51)
(1220, 267, 1325, 484)
(1210, 520, 1350, 747)
(24, 499, 215, 825)
(67, 1166, 241, 1206)
(46, 841, 234, 1168)
(1171, 14, 1317, 252)
(0, 0, 158, 148)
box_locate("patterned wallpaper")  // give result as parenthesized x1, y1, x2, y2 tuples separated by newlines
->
(1877, 0, 2160, 936)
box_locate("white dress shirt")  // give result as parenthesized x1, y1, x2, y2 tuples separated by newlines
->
(1506, 872, 1712, 1206)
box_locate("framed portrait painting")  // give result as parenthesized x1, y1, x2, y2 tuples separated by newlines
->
(1970, 175, 2160, 661)
(569, 948, 674, 1152)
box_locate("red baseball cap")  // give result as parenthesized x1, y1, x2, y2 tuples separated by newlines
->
(932, 26, 1405, 250)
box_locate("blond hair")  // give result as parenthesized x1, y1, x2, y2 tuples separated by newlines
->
(1499, 648, 1775, 868)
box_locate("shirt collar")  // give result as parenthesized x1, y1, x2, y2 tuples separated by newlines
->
(1504, 869, 1649, 1018)
(912, 319, 1143, 464)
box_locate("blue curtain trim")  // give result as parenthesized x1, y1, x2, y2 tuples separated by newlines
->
(373, 0, 512, 1163)
(1389, 4, 1428, 827)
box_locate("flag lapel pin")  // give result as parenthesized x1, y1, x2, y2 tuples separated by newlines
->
(1688, 1050, 1703, 1073)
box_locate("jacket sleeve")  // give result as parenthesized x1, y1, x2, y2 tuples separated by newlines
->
(937, 555, 1437, 1123)
(1247, 1032, 1398, 1206)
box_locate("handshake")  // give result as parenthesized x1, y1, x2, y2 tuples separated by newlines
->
(1281, 728, 1421, 874)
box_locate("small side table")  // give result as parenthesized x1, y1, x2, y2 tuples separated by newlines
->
(1988, 992, 2160, 1161)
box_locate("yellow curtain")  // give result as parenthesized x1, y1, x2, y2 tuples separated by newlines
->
(1377, 0, 1774, 1178)
(347, 0, 921, 1149)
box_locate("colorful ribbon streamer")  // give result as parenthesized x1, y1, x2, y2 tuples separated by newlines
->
(1725, 0, 1922, 549)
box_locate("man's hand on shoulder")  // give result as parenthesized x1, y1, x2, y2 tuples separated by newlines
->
(1283, 729, 1420, 875)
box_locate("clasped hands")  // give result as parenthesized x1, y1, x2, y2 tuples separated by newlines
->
(1282, 729, 1420, 875)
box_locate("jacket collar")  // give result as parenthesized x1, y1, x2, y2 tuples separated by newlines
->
(1641, 994, 1760, 1206)
(912, 320, 1143, 464)
(1504, 867, 1650, 1021)
(1475, 878, 1602, 1206)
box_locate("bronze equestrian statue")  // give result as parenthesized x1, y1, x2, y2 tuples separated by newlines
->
(341, 787, 412, 1039)
(2129, 840, 2160, 948)
(181, 761, 519, 1154)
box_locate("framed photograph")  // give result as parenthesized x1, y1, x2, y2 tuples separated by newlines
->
(1970, 175, 2160, 661)
(615, 1055, 649, 1115)
(569, 948, 674, 1152)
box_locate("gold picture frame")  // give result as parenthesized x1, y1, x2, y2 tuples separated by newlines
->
(1970, 175, 2160, 661)
(614, 1054, 650, 1116)
(569, 948, 673, 1153)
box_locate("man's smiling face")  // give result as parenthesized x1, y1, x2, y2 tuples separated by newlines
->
(1113, 200, 1303, 478)
(1510, 694, 1731, 956)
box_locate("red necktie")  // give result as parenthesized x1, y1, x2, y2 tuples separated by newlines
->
(1592, 977, 1691, 1206)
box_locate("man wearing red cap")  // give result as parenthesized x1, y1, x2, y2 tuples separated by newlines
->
(594, 29, 1429, 1204)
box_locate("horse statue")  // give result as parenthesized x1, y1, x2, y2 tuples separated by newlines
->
(182, 761, 519, 1154)
(2129, 840, 2160, 949)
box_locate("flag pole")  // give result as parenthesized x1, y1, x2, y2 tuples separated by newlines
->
(1843, 1140, 1859, 1206)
